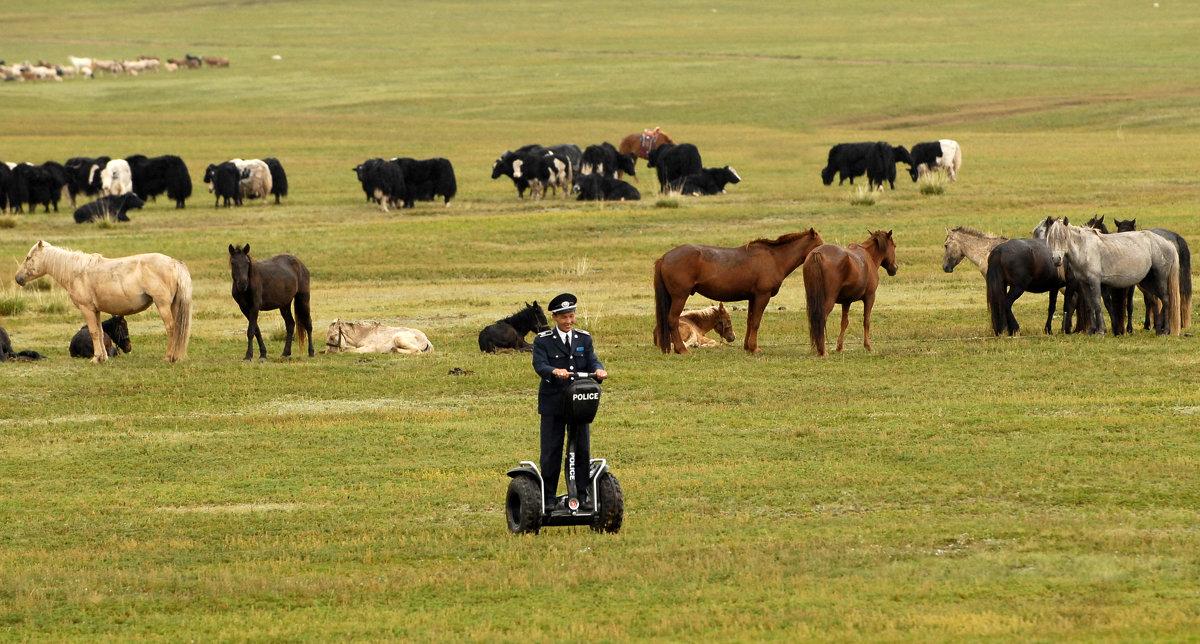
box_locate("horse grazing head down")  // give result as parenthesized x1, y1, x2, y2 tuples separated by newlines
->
(228, 243, 253, 292)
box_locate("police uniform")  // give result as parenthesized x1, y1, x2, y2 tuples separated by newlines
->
(532, 294, 605, 511)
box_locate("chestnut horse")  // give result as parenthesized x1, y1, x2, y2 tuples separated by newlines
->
(677, 303, 736, 348)
(804, 230, 898, 356)
(619, 127, 673, 174)
(654, 229, 824, 354)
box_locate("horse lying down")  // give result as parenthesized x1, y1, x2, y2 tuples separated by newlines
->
(677, 303, 736, 347)
(69, 315, 132, 358)
(0, 326, 45, 361)
(323, 319, 434, 354)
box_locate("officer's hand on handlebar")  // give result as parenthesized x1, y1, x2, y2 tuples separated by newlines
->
(552, 368, 571, 379)
(594, 369, 608, 380)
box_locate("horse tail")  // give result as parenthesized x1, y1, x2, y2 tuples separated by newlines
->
(295, 262, 313, 355)
(1168, 250, 1182, 336)
(803, 255, 828, 353)
(985, 258, 1006, 336)
(1176, 238, 1192, 329)
(653, 258, 672, 352)
(168, 261, 192, 362)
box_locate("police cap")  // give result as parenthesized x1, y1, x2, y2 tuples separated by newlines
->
(548, 293, 578, 314)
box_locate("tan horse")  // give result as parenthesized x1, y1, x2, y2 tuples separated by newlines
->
(942, 226, 1007, 277)
(677, 303, 736, 347)
(14, 240, 191, 363)
(323, 319, 434, 354)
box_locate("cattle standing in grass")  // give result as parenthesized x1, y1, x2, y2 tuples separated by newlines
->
(391, 157, 457, 207)
(679, 166, 741, 196)
(573, 174, 641, 201)
(866, 142, 899, 191)
(126, 154, 192, 208)
(820, 142, 875, 186)
(234, 159, 273, 205)
(0, 162, 11, 213)
(581, 142, 637, 180)
(263, 157, 289, 204)
(12, 162, 66, 213)
(647, 143, 703, 193)
(94, 159, 133, 197)
(204, 162, 242, 207)
(354, 157, 408, 212)
(64, 156, 109, 207)
(908, 139, 962, 182)
(492, 146, 569, 200)
(73, 192, 145, 223)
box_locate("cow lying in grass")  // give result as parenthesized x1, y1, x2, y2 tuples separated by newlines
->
(679, 166, 741, 196)
(573, 174, 640, 201)
(73, 192, 145, 223)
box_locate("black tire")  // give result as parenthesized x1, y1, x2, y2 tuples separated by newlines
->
(590, 472, 624, 533)
(506, 475, 542, 535)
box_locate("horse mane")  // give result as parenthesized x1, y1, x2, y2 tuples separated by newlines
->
(680, 303, 721, 323)
(950, 226, 1005, 241)
(745, 230, 815, 248)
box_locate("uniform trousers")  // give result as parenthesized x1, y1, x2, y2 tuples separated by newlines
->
(539, 413, 591, 506)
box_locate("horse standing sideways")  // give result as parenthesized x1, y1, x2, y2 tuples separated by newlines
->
(985, 236, 1069, 336)
(677, 303, 736, 348)
(324, 319, 433, 354)
(14, 241, 191, 363)
(478, 301, 550, 353)
(804, 230, 898, 356)
(654, 228, 824, 354)
(1044, 218, 1180, 336)
(942, 226, 1008, 277)
(618, 127, 673, 174)
(228, 244, 314, 360)
(1114, 218, 1193, 331)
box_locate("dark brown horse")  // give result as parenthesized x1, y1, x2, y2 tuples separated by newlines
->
(803, 230, 898, 356)
(653, 229, 824, 354)
(619, 127, 674, 174)
(229, 244, 314, 360)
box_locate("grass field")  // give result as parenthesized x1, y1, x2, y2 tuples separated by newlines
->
(4, 1, 1200, 641)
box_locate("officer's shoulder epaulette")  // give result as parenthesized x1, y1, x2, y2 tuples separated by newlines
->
(575, 329, 591, 336)
(537, 329, 554, 337)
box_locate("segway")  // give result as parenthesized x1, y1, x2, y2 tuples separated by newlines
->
(505, 372, 624, 534)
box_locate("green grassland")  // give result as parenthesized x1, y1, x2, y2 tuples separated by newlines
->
(3, 1, 1200, 641)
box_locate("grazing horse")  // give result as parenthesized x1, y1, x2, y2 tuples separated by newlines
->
(654, 229, 824, 354)
(14, 241, 191, 363)
(618, 127, 673, 174)
(69, 315, 132, 358)
(1114, 218, 1193, 331)
(804, 230, 898, 356)
(942, 226, 1008, 277)
(228, 244, 314, 360)
(1044, 218, 1180, 336)
(478, 301, 550, 353)
(324, 319, 433, 354)
(677, 303, 736, 348)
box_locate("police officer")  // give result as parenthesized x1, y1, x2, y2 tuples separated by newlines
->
(532, 293, 608, 513)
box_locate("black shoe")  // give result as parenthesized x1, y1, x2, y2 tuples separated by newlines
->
(579, 496, 593, 512)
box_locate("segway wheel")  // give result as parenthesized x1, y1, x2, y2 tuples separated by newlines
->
(506, 475, 542, 535)
(590, 472, 624, 534)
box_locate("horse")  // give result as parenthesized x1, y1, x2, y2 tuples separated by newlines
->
(69, 315, 131, 358)
(677, 303, 736, 348)
(0, 326, 45, 361)
(1114, 218, 1193, 331)
(14, 241, 191, 363)
(228, 244, 313, 360)
(478, 301, 550, 353)
(803, 230, 898, 356)
(324, 319, 433, 354)
(653, 228, 824, 355)
(618, 127, 674, 175)
(942, 226, 1008, 277)
(1044, 217, 1180, 336)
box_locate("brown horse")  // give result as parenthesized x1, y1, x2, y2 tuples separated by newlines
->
(803, 230, 898, 356)
(654, 229, 824, 354)
(229, 244, 314, 360)
(619, 127, 674, 174)
(677, 303, 736, 348)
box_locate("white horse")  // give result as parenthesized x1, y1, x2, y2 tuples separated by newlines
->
(14, 241, 192, 362)
(323, 319, 433, 354)
(1044, 218, 1181, 336)
(942, 226, 1008, 277)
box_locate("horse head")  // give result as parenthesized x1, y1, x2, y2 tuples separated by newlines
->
(1085, 214, 1108, 233)
(106, 315, 132, 353)
(714, 303, 736, 342)
(324, 318, 346, 352)
(942, 229, 965, 273)
(14, 240, 48, 287)
(1114, 218, 1137, 232)
(1031, 216, 1056, 240)
(1045, 218, 1070, 267)
(528, 301, 550, 332)
(228, 243, 252, 292)
(873, 230, 898, 276)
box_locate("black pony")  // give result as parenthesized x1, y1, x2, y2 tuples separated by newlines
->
(985, 232, 1069, 336)
(0, 326, 45, 360)
(229, 244, 314, 360)
(69, 315, 132, 358)
(478, 302, 550, 352)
